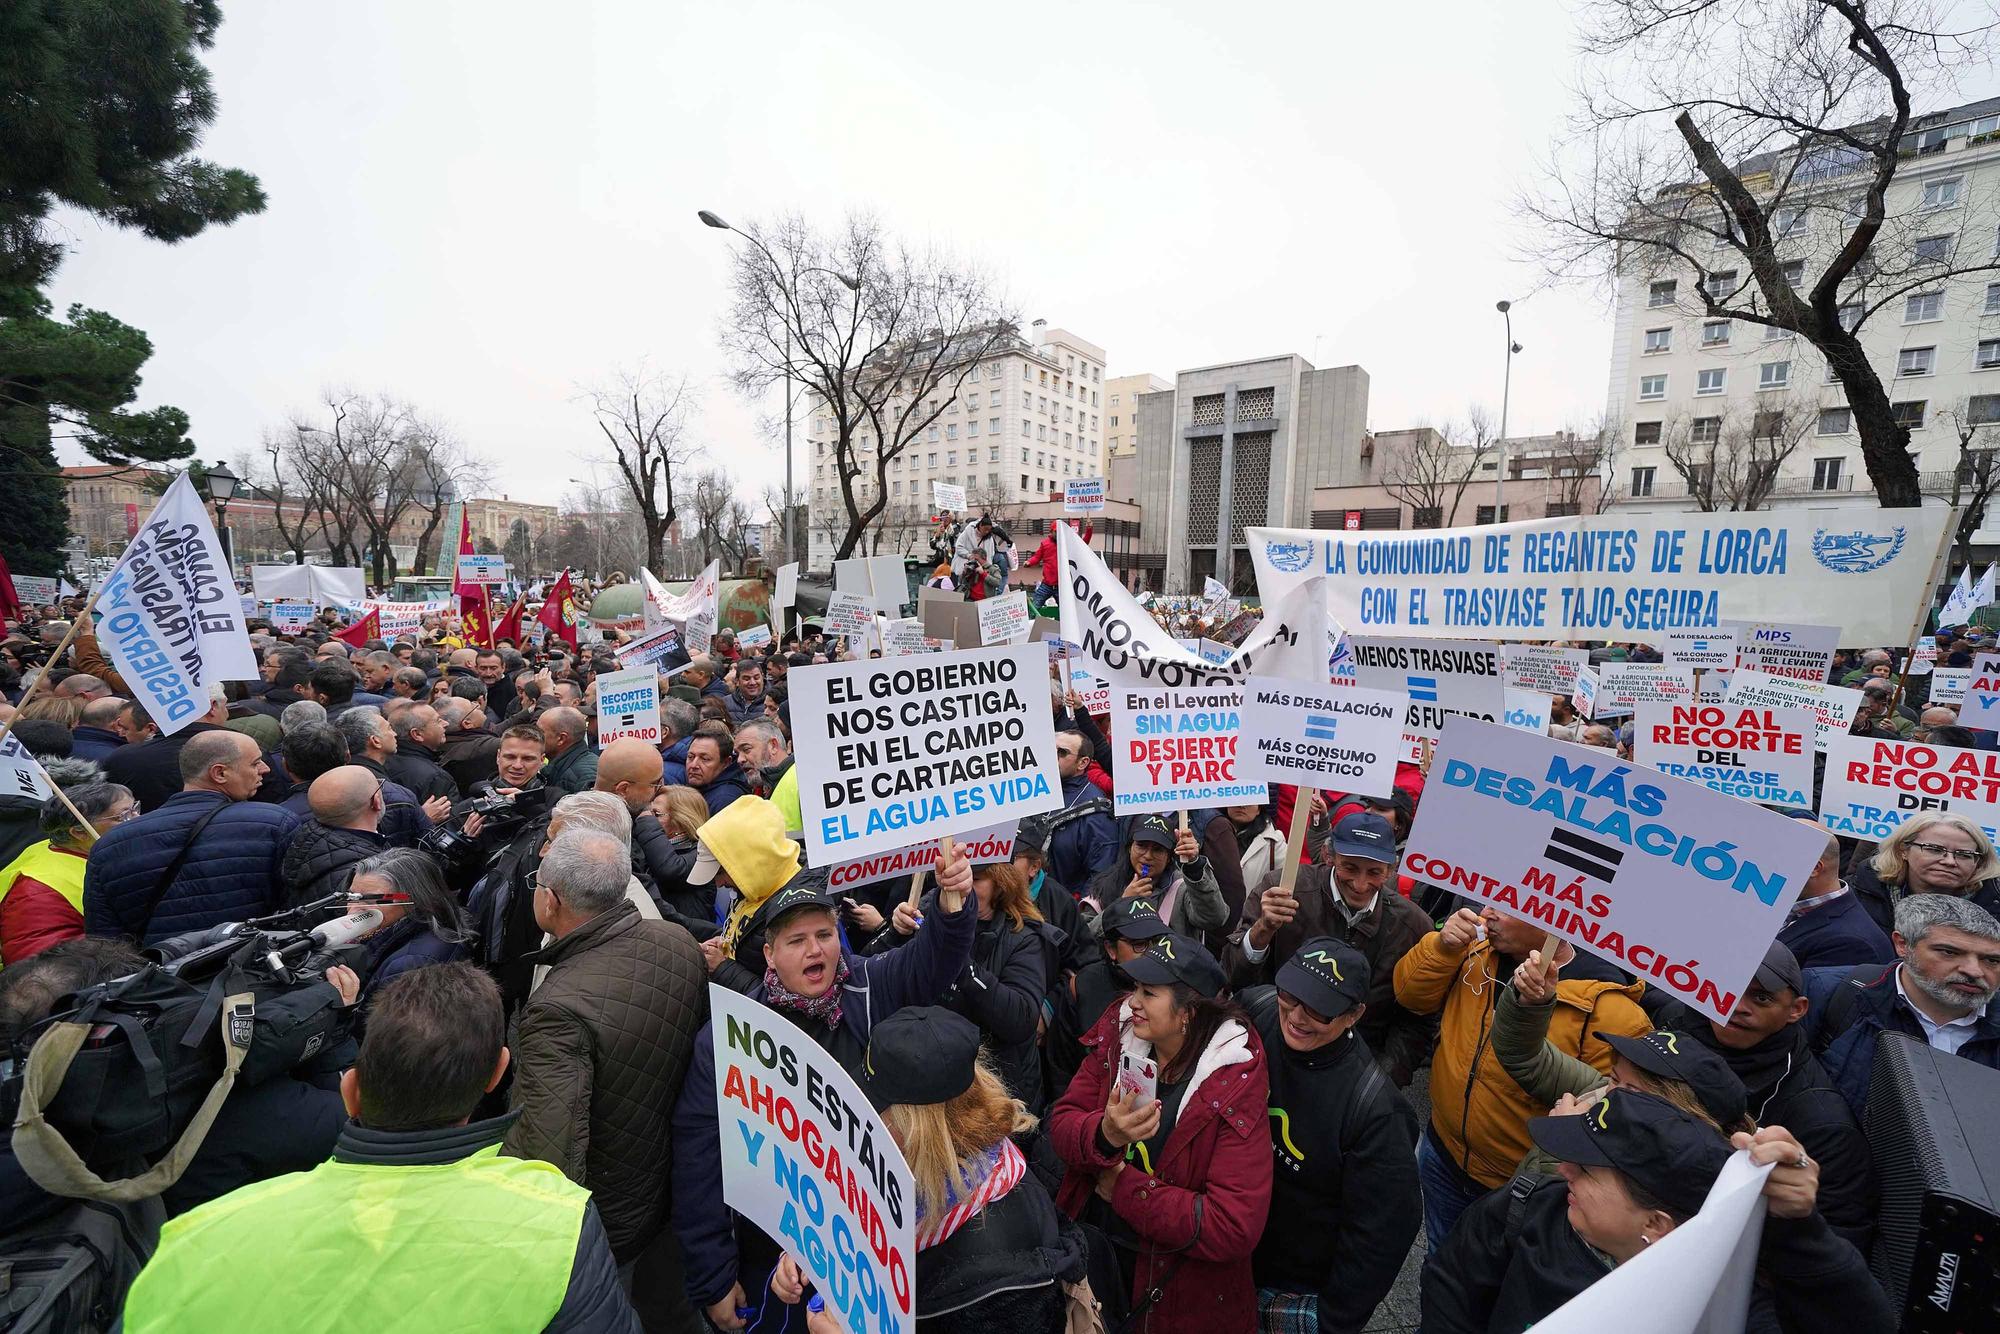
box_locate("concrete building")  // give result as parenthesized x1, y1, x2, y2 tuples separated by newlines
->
(63, 466, 170, 556)
(1104, 373, 1171, 458)
(1605, 95, 2000, 520)
(803, 320, 1106, 571)
(1130, 354, 1369, 593)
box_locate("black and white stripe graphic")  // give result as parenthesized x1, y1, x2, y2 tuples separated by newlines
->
(1543, 827, 1624, 883)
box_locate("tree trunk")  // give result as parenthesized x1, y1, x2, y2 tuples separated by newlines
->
(1826, 328, 1920, 506)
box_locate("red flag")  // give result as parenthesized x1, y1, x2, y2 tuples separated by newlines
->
(537, 570, 579, 650)
(0, 552, 21, 624)
(494, 591, 527, 645)
(336, 607, 381, 648)
(451, 509, 492, 649)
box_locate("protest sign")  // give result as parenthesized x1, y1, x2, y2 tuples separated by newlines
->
(595, 666, 661, 745)
(1820, 735, 2000, 842)
(737, 624, 772, 650)
(708, 985, 914, 1334)
(1929, 668, 1970, 706)
(824, 591, 876, 641)
(1109, 683, 1267, 813)
(1064, 477, 1106, 514)
(1662, 628, 1738, 672)
(834, 556, 908, 613)
(1404, 717, 1825, 1022)
(11, 575, 56, 606)
(932, 480, 966, 512)
(1960, 652, 2000, 728)
(93, 473, 257, 735)
(1721, 620, 1842, 685)
(344, 599, 428, 640)
(1906, 635, 1937, 677)
(1593, 663, 1696, 716)
(0, 731, 54, 803)
(1068, 662, 1110, 714)
(825, 822, 1017, 893)
(1203, 575, 1230, 603)
(615, 622, 683, 671)
(978, 590, 1031, 645)
(1247, 506, 1952, 645)
(1196, 639, 1234, 665)
(685, 612, 713, 657)
(774, 562, 799, 615)
(239, 596, 258, 621)
(1634, 703, 1815, 808)
(1348, 637, 1504, 764)
(1503, 644, 1588, 696)
(1238, 676, 1404, 797)
(251, 564, 364, 607)
(791, 644, 1060, 864)
(881, 618, 932, 657)
(455, 554, 506, 585)
(1503, 689, 1552, 735)
(1572, 665, 1600, 719)
(272, 602, 314, 631)
(1723, 668, 1862, 752)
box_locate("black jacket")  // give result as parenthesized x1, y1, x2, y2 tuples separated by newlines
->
(631, 812, 711, 927)
(384, 743, 460, 805)
(1422, 1175, 1894, 1334)
(280, 821, 387, 909)
(914, 1173, 1087, 1333)
(1846, 858, 2000, 939)
(440, 727, 502, 792)
(1242, 987, 1422, 1334)
(103, 722, 229, 813)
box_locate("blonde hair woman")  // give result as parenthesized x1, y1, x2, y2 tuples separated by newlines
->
(1851, 811, 2000, 937)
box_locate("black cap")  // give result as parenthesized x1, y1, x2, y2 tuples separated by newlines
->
(1098, 896, 1169, 942)
(1274, 937, 1370, 1019)
(1752, 940, 1804, 997)
(1328, 811, 1396, 863)
(1132, 815, 1176, 850)
(1527, 1088, 1730, 1219)
(1013, 814, 1052, 857)
(858, 1007, 981, 1111)
(1120, 933, 1227, 999)
(761, 879, 838, 929)
(1595, 1030, 1748, 1128)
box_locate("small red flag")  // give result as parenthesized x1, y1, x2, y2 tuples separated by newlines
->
(0, 552, 21, 624)
(537, 570, 579, 650)
(336, 607, 381, 648)
(494, 591, 527, 646)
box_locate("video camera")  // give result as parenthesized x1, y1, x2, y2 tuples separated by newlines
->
(419, 779, 549, 878)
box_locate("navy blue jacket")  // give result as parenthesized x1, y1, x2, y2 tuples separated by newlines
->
(1779, 890, 1896, 970)
(67, 726, 124, 765)
(358, 916, 471, 1009)
(670, 894, 977, 1309)
(83, 790, 300, 944)
(279, 769, 431, 848)
(1804, 961, 2000, 1118)
(695, 760, 753, 817)
(661, 735, 691, 787)
(1045, 774, 1118, 894)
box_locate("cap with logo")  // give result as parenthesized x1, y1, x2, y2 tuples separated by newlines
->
(760, 878, 839, 928)
(1119, 932, 1227, 999)
(1328, 811, 1396, 864)
(1132, 815, 1177, 851)
(1751, 939, 1805, 997)
(1274, 936, 1370, 1020)
(1527, 1088, 1730, 1220)
(1595, 1029, 1747, 1128)
(1098, 895, 1168, 942)
(857, 1007, 982, 1111)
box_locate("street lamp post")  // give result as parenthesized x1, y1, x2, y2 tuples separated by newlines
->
(1493, 302, 1523, 520)
(204, 460, 241, 574)
(699, 210, 859, 570)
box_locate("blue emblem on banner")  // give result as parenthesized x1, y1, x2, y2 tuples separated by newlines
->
(1266, 541, 1316, 573)
(1811, 527, 1906, 573)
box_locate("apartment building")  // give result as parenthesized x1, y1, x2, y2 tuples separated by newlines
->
(803, 320, 1106, 570)
(1606, 96, 2000, 516)
(1104, 372, 1171, 458)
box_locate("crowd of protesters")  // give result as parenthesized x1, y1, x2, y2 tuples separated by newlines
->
(0, 581, 1992, 1334)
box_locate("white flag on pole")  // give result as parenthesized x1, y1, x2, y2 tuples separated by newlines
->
(0, 731, 54, 803)
(1977, 563, 1999, 614)
(1941, 566, 1977, 624)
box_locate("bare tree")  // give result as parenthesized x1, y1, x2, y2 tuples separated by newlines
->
(1379, 411, 1494, 527)
(555, 480, 643, 580)
(1661, 398, 1818, 510)
(1548, 416, 1621, 515)
(1526, 0, 1998, 507)
(1929, 400, 2000, 568)
(582, 365, 699, 573)
(684, 469, 757, 573)
(715, 211, 1018, 562)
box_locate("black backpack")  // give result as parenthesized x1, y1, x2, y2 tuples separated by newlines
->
(0, 1197, 161, 1333)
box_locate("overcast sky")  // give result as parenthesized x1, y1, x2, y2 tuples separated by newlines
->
(49, 2, 1741, 509)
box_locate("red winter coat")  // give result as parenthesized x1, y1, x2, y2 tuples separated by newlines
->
(1050, 1002, 1272, 1334)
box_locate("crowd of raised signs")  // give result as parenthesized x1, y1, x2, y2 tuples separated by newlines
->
(0, 547, 1995, 1334)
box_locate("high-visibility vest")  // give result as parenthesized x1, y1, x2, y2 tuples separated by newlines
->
(0, 840, 86, 918)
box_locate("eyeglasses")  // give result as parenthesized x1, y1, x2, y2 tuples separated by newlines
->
(1276, 990, 1331, 1025)
(1910, 841, 1983, 864)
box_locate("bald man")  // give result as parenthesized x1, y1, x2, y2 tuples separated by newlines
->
(594, 739, 713, 929)
(280, 765, 388, 907)
(537, 705, 598, 797)
(55, 672, 111, 702)
(70, 694, 129, 763)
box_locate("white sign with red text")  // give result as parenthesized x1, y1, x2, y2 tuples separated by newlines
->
(1634, 703, 1816, 808)
(1820, 734, 2000, 843)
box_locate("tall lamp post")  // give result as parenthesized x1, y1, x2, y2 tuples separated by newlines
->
(205, 460, 241, 574)
(699, 210, 859, 569)
(1493, 302, 1523, 520)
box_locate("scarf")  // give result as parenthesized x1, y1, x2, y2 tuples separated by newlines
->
(763, 955, 850, 1029)
(915, 1138, 1027, 1249)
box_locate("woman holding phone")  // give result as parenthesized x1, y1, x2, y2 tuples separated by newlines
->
(1047, 933, 1272, 1334)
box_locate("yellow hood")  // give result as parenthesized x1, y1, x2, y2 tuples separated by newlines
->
(698, 795, 801, 905)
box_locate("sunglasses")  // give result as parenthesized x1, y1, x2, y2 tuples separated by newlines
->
(1276, 990, 1332, 1025)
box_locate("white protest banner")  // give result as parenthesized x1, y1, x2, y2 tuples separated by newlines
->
(1248, 506, 1953, 645)
(774, 562, 799, 615)
(834, 557, 907, 614)
(1068, 662, 1110, 714)
(239, 595, 257, 621)
(1503, 689, 1552, 736)
(272, 602, 314, 631)
(791, 644, 1060, 865)
(825, 822, 1017, 893)
(932, 480, 966, 512)
(1906, 635, 1937, 677)
(1109, 683, 1266, 814)
(1724, 668, 1862, 752)
(343, 599, 428, 640)
(1721, 620, 1842, 685)
(1930, 668, 1970, 706)
(1594, 663, 1697, 717)
(1502, 644, 1589, 696)
(1348, 637, 1505, 764)
(978, 590, 1031, 646)
(639, 568, 676, 632)
(685, 612, 713, 658)
(1820, 735, 2000, 842)
(1634, 703, 1816, 808)
(0, 731, 54, 803)
(1064, 477, 1106, 514)
(1662, 628, 1738, 672)
(649, 562, 721, 639)
(93, 472, 257, 735)
(1940, 566, 1977, 625)
(708, 984, 914, 1334)
(1532, 1152, 1770, 1334)
(1573, 665, 1599, 719)
(1202, 576, 1230, 603)
(12, 575, 57, 606)
(595, 666, 661, 745)
(1959, 652, 2000, 728)
(737, 624, 772, 649)
(615, 622, 683, 671)
(824, 591, 876, 641)
(455, 553, 507, 585)
(1405, 717, 1826, 1022)
(1196, 639, 1234, 665)
(881, 618, 931, 657)
(1238, 676, 1404, 797)
(251, 564, 364, 607)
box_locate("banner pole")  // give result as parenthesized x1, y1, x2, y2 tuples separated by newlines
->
(1277, 789, 1313, 896)
(1892, 506, 1961, 720)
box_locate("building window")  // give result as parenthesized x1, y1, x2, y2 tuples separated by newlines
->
(1969, 394, 2000, 425)
(1817, 407, 1852, 435)
(1897, 346, 1935, 377)
(988, 445, 999, 462)
(1475, 505, 1511, 525)
(1780, 259, 1805, 288)
(1702, 320, 1731, 346)
(1634, 421, 1662, 445)
(1773, 205, 1806, 236)
(945, 427, 957, 442)
(1759, 360, 1791, 389)
(1639, 374, 1667, 400)
(1021, 419, 1031, 436)
(1905, 291, 1944, 323)
(1812, 457, 1843, 491)
(1110, 394, 1121, 407)
(928, 426, 940, 442)
(1691, 416, 1722, 444)
(989, 391, 1002, 408)
(1696, 368, 1726, 395)
(1644, 327, 1671, 354)
(1020, 474, 1030, 491)
(1986, 283, 2000, 315)
(1914, 234, 1952, 265)
(1649, 280, 1676, 307)
(966, 419, 978, 437)
(1922, 177, 1963, 210)
(1980, 339, 2000, 370)
(1629, 466, 1656, 497)
(1703, 269, 1737, 301)
(1838, 301, 1863, 331)
(1763, 322, 1792, 340)
(1893, 400, 1927, 429)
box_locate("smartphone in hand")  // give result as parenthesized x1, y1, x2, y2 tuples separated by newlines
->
(1116, 1051, 1159, 1110)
